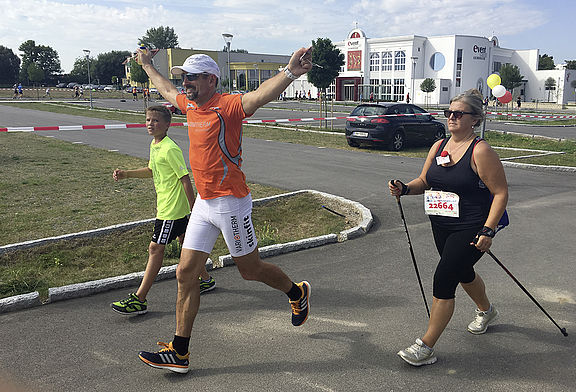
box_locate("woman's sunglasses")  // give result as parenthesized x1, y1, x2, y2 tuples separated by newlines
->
(444, 110, 474, 119)
(181, 73, 210, 82)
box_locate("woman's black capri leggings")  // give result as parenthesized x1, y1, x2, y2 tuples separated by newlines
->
(431, 224, 485, 300)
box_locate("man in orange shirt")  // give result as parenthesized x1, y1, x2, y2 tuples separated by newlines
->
(136, 48, 313, 373)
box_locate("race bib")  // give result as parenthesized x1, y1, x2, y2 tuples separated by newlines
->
(424, 190, 460, 217)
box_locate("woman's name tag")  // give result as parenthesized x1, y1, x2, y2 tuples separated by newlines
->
(424, 190, 460, 217)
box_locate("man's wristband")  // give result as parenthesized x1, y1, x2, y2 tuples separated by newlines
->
(283, 67, 298, 81)
(477, 226, 495, 238)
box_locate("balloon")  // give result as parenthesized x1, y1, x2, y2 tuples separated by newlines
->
(492, 84, 506, 98)
(487, 74, 501, 89)
(498, 91, 513, 104)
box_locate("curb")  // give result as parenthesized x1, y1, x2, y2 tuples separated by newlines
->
(0, 190, 372, 313)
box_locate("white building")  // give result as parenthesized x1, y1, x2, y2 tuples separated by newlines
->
(326, 28, 575, 105)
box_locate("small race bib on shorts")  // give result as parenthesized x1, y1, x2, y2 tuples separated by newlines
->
(424, 190, 460, 217)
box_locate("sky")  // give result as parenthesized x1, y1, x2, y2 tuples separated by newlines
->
(1, 0, 574, 74)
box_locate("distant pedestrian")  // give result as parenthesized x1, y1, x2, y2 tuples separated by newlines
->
(44, 87, 51, 99)
(17, 83, 23, 99)
(406, 92, 410, 103)
(79, 86, 84, 100)
(12, 84, 18, 99)
(132, 86, 138, 101)
(74, 85, 79, 99)
(516, 96, 521, 109)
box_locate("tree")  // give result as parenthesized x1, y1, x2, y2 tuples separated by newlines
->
(420, 78, 436, 107)
(129, 59, 149, 86)
(499, 64, 524, 92)
(0, 45, 21, 85)
(94, 51, 131, 86)
(565, 60, 576, 70)
(27, 63, 45, 99)
(222, 47, 248, 53)
(18, 40, 62, 84)
(545, 77, 556, 102)
(538, 54, 555, 70)
(306, 38, 344, 128)
(69, 56, 95, 84)
(139, 26, 178, 49)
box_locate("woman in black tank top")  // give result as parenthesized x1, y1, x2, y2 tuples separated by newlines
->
(388, 89, 509, 367)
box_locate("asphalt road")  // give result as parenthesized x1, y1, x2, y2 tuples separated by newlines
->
(1, 106, 575, 392)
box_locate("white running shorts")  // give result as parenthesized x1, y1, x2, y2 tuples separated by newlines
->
(182, 193, 258, 257)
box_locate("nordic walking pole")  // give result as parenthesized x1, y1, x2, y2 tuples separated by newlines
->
(395, 194, 430, 318)
(486, 250, 568, 337)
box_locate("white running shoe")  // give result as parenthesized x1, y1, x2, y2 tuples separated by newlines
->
(467, 305, 499, 334)
(397, 338, 437, 366)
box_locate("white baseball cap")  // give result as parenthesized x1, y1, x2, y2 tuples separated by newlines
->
(170, 54, 221, 78)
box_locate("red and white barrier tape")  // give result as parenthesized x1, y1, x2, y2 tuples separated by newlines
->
(1, 111, 575, 133)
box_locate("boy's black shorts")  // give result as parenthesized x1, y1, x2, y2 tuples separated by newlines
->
(151, 216, 189, 245)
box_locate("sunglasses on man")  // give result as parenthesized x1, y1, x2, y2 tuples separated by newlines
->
(181, 73, 210, 82)
(443, 109, 475, 119)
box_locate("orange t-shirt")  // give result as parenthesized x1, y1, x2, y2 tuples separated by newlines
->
(176, 93, 250, 199)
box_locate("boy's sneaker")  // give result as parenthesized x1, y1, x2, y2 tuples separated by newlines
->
(139, 341, 189, 374)
(290, 281, 311, 326)
(397, 338, 437, 366)
(199, 276, 216, 294)
(111, 293, 147, 315)
(467, 305, 499, 334)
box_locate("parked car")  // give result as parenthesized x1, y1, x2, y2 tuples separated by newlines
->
(56, 83, 67, 88)
(163, 102, 183, 115)
(66, 82, 79, 89)
(345, 103, 446, 151)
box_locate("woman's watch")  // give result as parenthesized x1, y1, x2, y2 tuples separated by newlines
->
(478, 226, 496, 238)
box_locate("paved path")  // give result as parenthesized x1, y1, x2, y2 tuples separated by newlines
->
(1, 107, 575, 392)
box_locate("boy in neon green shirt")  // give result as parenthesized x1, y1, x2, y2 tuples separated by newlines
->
(111, 105, 215, 315)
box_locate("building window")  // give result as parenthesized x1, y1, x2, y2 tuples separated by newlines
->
(455, 49, 463, 88)
(393, 78, 405, 101)
(493, 62, 501, 73)
(430, 52, 446, 71)
(370, 52, 380, 71)
(382, 51, 392, 71)
(381, 79, 392, 100)
(394, 51, 406, 71)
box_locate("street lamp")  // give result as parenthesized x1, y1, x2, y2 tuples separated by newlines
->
(410, 56, 418, 104)
(83, 49, 93, 109)
(222, 33, 233, 92)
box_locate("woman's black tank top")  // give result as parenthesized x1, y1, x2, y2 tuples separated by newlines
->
(425, 137, 491, 230)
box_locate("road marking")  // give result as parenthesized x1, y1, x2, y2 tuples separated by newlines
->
(309, 316, 368, 328)
(534, 287, 575, 304)
(283, 372, 335, 392)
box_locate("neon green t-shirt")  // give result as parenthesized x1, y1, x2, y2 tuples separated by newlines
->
(148, 136, 190, 220)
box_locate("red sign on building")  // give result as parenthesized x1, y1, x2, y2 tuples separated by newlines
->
(347, 50, 362, 71)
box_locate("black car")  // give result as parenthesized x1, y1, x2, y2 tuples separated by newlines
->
(345, 103, 446, 151)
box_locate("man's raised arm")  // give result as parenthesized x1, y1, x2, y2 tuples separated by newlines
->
(137, 48, 180, 107)
(241, 47, 312, 116)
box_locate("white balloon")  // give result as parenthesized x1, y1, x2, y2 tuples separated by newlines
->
(492, 84, 506, 98)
